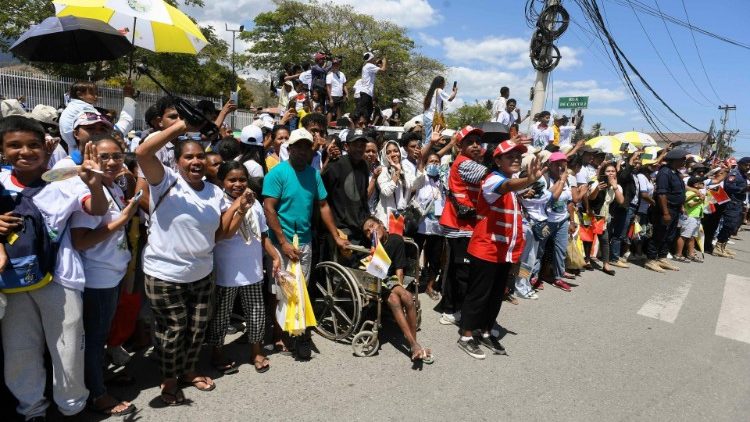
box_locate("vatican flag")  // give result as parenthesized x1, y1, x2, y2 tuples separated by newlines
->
(366, 234, 391, 279)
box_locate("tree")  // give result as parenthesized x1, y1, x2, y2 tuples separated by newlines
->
(241, 0, 444, 118)
(445, 103, 491, 129)
(484, 99, 493, 111)
(587, 122, 604, 138)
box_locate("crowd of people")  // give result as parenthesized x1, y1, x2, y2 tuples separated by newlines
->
(0, 49, 748, 420)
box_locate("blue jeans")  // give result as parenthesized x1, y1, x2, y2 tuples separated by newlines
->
(534, 219, 570, 279)
(422, 114, 433, 145)
(609, 206, 635, 261)
(516, 222, 546, 296)
(83, 286, 120, 398)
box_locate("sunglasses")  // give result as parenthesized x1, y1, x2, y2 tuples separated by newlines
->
(99, 152, 124, 161)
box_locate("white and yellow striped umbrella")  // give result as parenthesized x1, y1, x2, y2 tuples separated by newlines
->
(53, 0, 208, 54)
(585, 135, 637, 155)
(613, 131, 658, 147)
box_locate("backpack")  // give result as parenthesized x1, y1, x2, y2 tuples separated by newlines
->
(0, 183, 59, 293)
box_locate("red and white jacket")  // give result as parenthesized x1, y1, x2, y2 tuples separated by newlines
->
(439, 154, 481, 231)
(467, 171, 525, 263)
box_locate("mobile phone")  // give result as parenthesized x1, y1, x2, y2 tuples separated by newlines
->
(452, 81, 457, 90)
(132, 189, 144, 202)
(620, 142, 629, 152)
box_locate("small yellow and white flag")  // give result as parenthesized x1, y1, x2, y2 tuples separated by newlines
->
(366, 235, 391, 279)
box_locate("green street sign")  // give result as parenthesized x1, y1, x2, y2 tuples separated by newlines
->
(558, 96, 589, 109)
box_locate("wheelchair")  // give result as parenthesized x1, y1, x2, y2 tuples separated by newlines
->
(310, 237, 422, 357)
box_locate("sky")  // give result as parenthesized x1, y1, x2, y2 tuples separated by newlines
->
(186, 0, 750, 155)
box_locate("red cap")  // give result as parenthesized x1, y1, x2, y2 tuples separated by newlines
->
(456, 125, 484, 144)
(549, 151, 568, 162)
(493, 140, 528, 157)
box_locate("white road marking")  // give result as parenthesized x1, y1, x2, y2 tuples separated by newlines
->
(715, 274, 750, 344)
(637, 279, 692, 323)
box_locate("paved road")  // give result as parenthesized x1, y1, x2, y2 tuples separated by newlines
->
(70, 231, 750, 421)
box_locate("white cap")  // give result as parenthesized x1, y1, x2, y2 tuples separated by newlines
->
(403, 115, 424, 132)
(240, 124, 263, 146)
(363, 51, 375, 61)
(29, 104, 58, 126)
(288, 128, 314, 145)
(392, 98, 402, 104)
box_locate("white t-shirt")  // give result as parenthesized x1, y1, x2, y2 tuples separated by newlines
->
(520, 178, 552, 222)
(546, 178, 573, 223)
(243, 159, 264, 178)
(356, 63, 380, 97)
(47, 144, 68, 169)
(558, 125, 576, 148)
(0, 169, 93, 292)
(381, 108, 393, 126)
(636, 173, 654, 214)
(213, 200, 267, 287)
(497, 110, 515, 127)
(71, 184, 131, 289)
(299, 70, 313, 90)
(491, 97, 507, 121)
(531, 124, 554, 150)
(576, 165, 597, 185)
(142, 166, 227, 283)
(424, 88, 451, 118)
(326, 71, 346, 97)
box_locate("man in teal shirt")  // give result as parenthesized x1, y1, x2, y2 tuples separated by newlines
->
(262, 127, 348, 279)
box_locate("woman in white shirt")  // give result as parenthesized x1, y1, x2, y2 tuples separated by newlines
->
(375, 140, 415, 224)
(71, 136, 138, 416)
(136, 119, 252, 405)
(413, 153, 446, 300)
(205, 161, 281, 375)
(422, 76, 457, 145)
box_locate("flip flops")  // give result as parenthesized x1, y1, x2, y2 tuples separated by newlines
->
(179, 376, 216, 392)
(159, 388, 185, 407)
(254, 357, 271, 373)
(212, 359, 239, 375)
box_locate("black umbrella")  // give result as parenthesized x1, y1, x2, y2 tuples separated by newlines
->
(477, 121, 510, 143)
(10, 16, 133, 64)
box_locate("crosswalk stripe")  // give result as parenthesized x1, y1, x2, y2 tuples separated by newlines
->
(637, 279, 692, 323)
(715, 274, 750, 344)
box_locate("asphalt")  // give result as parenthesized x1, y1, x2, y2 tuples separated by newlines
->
(52, 230, 750, 421)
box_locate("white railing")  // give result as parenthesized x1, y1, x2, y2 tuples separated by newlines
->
(0, 68, 256, 131)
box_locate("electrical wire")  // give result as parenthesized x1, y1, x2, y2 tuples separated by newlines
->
(574, 0, 706, 136)
(608, 0, 750, 50)
(679, 0, 725, 104)
(625, 0, 712, 108)
(649, 0, 715, 106)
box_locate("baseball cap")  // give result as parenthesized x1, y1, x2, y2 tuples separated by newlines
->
(240, 124, 263, 146)
(392, 98, 402, 104)
(665, 148, 689, 161)
(363, 51, 375, 61)
(549, 151, 568, 162)
(288, 128, 314, 145)
(456, 126, 484, 144)
(403, 115, 423, 132)
(738, 157, 750, 165)
(29, 104, 59, 126)
(493, 140, 528, 157)
(345, 128, 370, 143)
(74, 111, 112, 129)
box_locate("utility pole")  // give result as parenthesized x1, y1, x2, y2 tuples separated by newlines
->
(528, 0, 561, 132)
(717, 105, 737, 159)
(226, 23, 245, 129)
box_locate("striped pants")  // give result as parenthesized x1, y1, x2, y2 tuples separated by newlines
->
(145, 275, 213, 379)
(205, 283, 265, 346)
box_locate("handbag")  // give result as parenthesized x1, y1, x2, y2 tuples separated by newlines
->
(530, 219, 551, 241)
(447, 191, 476, 219)
(403, 202, 422, 237)
(565, 234, 586, 270)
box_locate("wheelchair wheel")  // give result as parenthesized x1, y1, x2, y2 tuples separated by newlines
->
(311, 261, 363, 341)
(352, 330, 379, 357)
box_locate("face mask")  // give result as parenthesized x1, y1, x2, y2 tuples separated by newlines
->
(426, 164, 440, 177)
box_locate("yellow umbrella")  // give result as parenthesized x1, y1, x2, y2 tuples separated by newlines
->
(585, 135, 637, 155)
(53, 0, 208, 54)
(613, 131, 658, 147)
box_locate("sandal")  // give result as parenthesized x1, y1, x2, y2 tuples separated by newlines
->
(89, 395, 136, 416)
(159, 387, 185, 406)
(426, 289, 440, 301)
(421, 348, 434, 365)
(212, 359, 239, 375)
(562, 272, 576, 280)
(689, 254, 704, 263)
(253, 356, 271, 373)
(180, 376, 216, 392)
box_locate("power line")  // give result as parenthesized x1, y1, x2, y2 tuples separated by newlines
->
(679, 0, 726, 104)
(608, 0, 750, 50)
(649, 0, 715, 106)
(624, 0, 712, 108)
